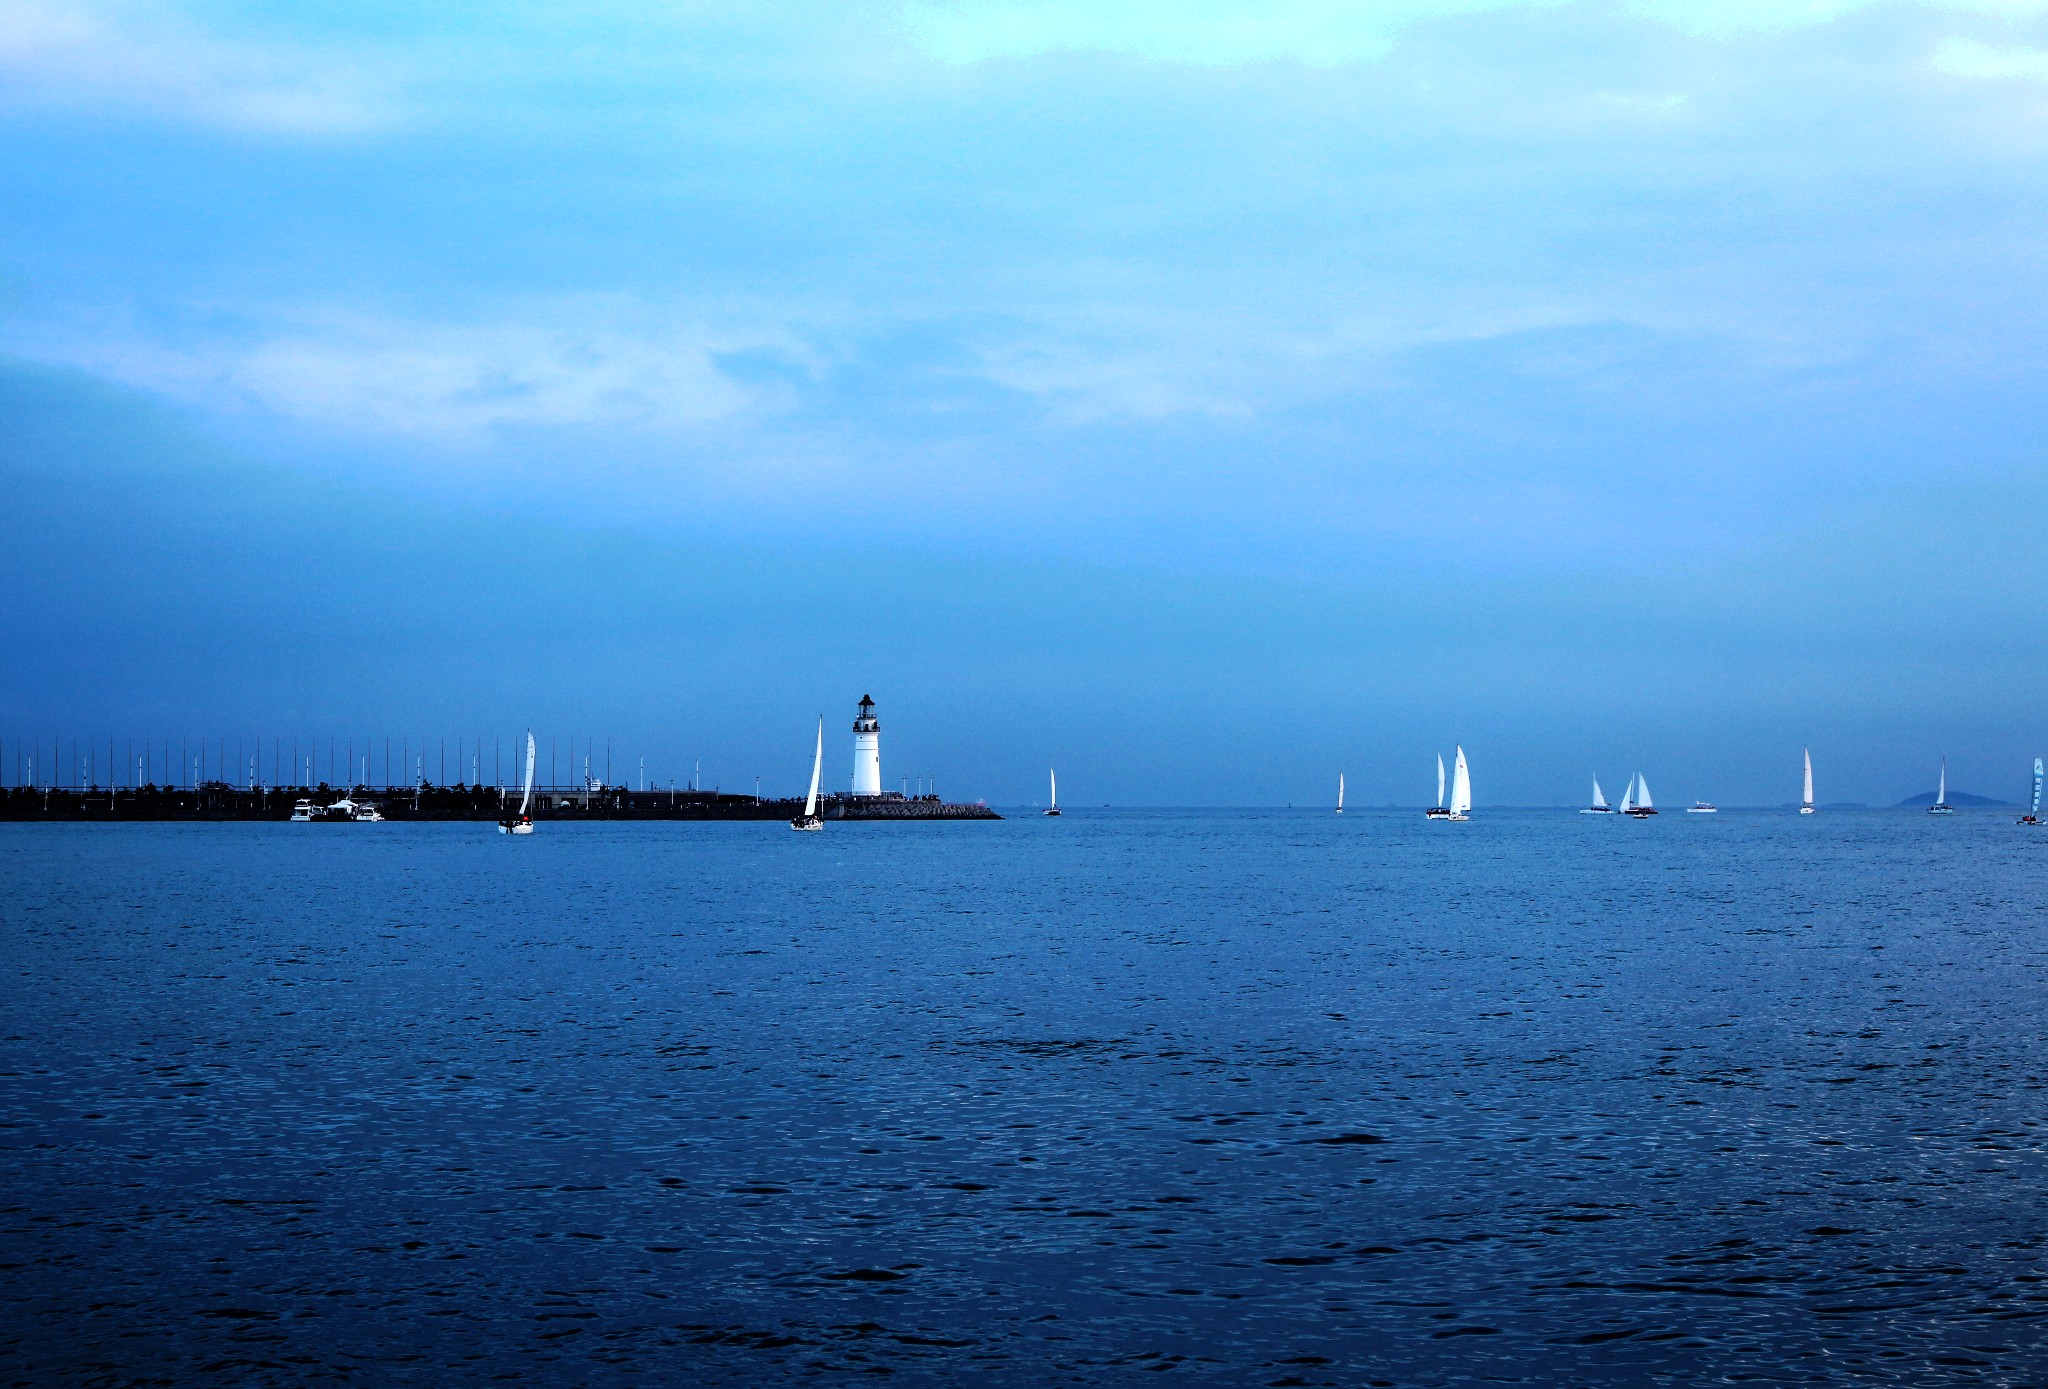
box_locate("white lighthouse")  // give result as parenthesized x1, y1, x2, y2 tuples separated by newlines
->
(851, 694, 882, 797)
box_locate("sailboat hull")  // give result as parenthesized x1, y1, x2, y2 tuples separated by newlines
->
(1928, 806, 1954, 815)
(1425, 807, 1451, 819)
(789, 815, 823, 831)
(1798, 807, 1815, 815)
(499, 819, 533, 835)
(1581, 807, 1613, 814)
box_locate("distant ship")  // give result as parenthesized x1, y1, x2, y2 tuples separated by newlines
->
(1581, 776, 1613, 813)
(1799, 747, 1816, 815)
(1622, 773, 1657, 817)
(1426, 753, 1451, 819)
(789, 718, 825, 831)
(1928, 757, 1954, 815)
(2022, 758, 2043, 827)
(499, 732, 535, 834)
(1046, 768, 1061, 817)
(1686, 801, 1718, 814)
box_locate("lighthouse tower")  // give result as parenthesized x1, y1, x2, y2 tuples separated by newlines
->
(851, 694, 882, 797)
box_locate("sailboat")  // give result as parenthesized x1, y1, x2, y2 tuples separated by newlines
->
(1335, 772, 1343, 815)
(1582, 776, 1613, 814)
(1929, 757, 1954, 815)
(790, 718, 825, 831)
(498, 731, 535, 835)
(1625, 773, 1658, 817)
(1617, 776, 1635, 815)
(1799, 747, 1815, 815)
(1425, 753, 1451, 818)
(2020, 757, 2043, 826)
(1045, 768, 1062, 817)
(1446, 746, 1473, 821)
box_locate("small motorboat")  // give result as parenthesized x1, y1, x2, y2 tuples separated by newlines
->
(1686, 801, 1718, 814)
(289, 799, 315, 822)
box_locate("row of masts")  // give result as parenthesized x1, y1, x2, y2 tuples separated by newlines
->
(0, 734, 702, 795)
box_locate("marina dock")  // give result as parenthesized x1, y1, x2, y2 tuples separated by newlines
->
(0, 785, 1001, 822)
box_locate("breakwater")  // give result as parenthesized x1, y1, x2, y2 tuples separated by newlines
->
(0, 785, 1000, 822)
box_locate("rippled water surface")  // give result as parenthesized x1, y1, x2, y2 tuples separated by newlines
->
(4, 810, 2048, 1385)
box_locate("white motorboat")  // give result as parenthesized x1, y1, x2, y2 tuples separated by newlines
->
(289, 798, 315, 822)
(499, 732, 536, 834)
(1686, 801, 1718, 814)
(790, 718, 825, 831)
(1582, 776, 1613, 813)
(1928, 757, 1953, 815)
(1446, 746, 1472, 821)
(1046, 768, 1062, 817)
(1425, 753, 1451, 818)
(1799, 747, 1816, 815)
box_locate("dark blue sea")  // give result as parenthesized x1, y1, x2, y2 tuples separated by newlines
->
(4, 810, 2047, 1385)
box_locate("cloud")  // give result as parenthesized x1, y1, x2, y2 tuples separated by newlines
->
(1933, 35, 2048, 78)
(23, 301, 812, 439)
(902, 0, 2048, 65)
(0, 0, 396, 133)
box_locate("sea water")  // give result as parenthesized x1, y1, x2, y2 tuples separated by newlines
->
(2, 810, 2045, 1385)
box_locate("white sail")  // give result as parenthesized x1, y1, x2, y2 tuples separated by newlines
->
(1449, 746, 1472, 817)
(804, 718, 824, 819)
(2034, 757, 2043, 817)
(1050, 768, 1058, 810)
(1436, 754, 1446, 809)
(1636, 774, 1654, 810)
(1618, 776, 1635, 814)
(1591, 776, 1608, 810)
(1937, 758, 1947, 807)
(519, 731, 535, 817)
(1336, 772, 1343, 813)
(1802, 747, 1814, 808)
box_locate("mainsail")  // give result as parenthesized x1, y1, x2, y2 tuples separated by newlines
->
(1802, 747, 1814, 809)
(1636, 774, 1654, 811)
(804, 718, 824, 820)
(2034, 758, 2043, 819)
(1618, 776, 1636, 814)
(1591, 776, 1608, 810)
(1436, 754, 1446, 809)
(519, 731, 535, 818)
(1449, 747, 1472, 817)
(1336, 772, 1343, 813)
(1936, 758, 1947, 808)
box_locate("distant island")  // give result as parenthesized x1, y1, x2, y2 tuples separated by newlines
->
(1894, 790, 2013, 808)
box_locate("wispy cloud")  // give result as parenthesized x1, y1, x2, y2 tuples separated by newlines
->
(1934, 35, 2048, 79)
(904, 0, 2048, 65)
(21, 301, 815, 439)
(0, 0, 397, 133)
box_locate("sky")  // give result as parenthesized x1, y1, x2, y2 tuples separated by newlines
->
(3, 0, 2047, 806)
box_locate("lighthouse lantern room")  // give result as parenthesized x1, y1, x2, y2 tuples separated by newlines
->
(852, 695, 882, 797)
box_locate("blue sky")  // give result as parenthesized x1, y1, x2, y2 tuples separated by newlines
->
(3, 0, 2046, 804)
